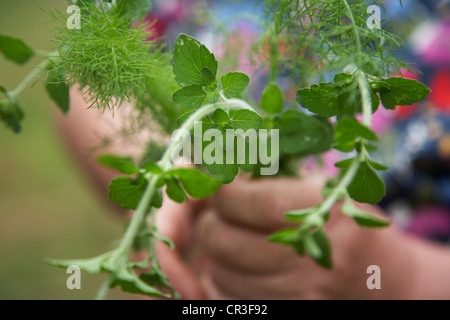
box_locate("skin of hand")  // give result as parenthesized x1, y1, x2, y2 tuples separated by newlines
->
(190, 175, 450, 300)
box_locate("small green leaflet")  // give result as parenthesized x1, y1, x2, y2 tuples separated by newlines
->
(285, 207, 318, 222)
(0, 99, 24, 134)
(165, 178, 187, 203)
(108, 176, 148, 210)
(296, 83, 339, 117)
(212, 108, 230, 125)
(347, 160, 386, 204)
(173, 34, 218, 87)
(98, 154, 140, 175)
(334, 117, 378, 143)
(260, 82, 284, 115)
(173, 85, 206, 109)
(267, 228, 305, 255)
(275, 110, 333, 155)
(206, 162, 238, 184)
(0, 34, 34, 64)
(229, 109, 263, 131)
(377, 77, 430, 110)
(167, 168, 222, 199)
(45, 251, 115, 274)
(45, 67, 70, 114)
(308, 228, 333, 269)
(111, 266, 169, 298)
(342, 196, 390, 228)
(221, 72, 250, 98)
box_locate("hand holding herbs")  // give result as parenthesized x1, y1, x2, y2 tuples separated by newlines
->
(0, 0, 440, 299)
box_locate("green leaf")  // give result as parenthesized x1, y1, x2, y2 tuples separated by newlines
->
(108, 176, 147, 210)
(310, 228, 333, 269)
(45, 251, 114, 274)
(153, 232, 176, 250)
(176, 111, 195, 127)
(205, 88, 220, 104)
(334, 73, 353, 86)
(212, 108, 230, 125)
(334, 158, 354, 169)
(0, 34, 34, 64)
(378, 77, 430, 110)
(151, 189, 163, 208)
(335, 118, 377, 143)
(173, 34, 218, 87)
(276, 110, 333, 155)
(168, 168, 222, 199)
(173, 85, 206, 109)
(201, 67, 216, 86)
(296, 83, 339, 117)
(348, 161, 386, 204)
(304, 233, 323, 259)
(342, 196, 390, 228)
(206, 163, 238, 184)
(165, 178, 187, 203)
(0, 100, 24, 133)
(98, 154, 140, 175)
(221, 72, 250, 98)
(368, 159, 389, 171)
(229, 109, 263, 131)
(142, 162, 163, 174)
(260, 82, 284, 115)
(267, 228, 300, 245)
(45, 67, 69, 114)
(112, 267, 169, 298)
(285, 207, 317, 222)
(139, 265, 173, 292)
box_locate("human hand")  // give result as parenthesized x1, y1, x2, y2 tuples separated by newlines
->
(195, 175, 417, 299)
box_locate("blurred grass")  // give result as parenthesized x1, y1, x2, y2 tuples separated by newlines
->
(0, 0, 129, 299)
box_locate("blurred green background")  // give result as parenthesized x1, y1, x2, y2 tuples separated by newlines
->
(0, 0, 129, 299)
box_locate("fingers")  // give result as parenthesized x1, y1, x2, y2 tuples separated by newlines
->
(156, 242, 205, 299)
(208, 175, 326, 232)
(196, 209, 304, 274)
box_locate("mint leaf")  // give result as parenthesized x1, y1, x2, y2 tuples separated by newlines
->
(267, 228, 305, 255)
(206, 163, 238, 184)
(342, 196, 390, 228)
(347, 161, 386, 204)
(45, 67, 70, 114)
(151, 189, 163, 208)
(0, 34, 34, 64)
(334, 158, 354, 169)
(285, 207, 317, 222)
(378, 77, 430, 110)
(368, 159, 389, 171)
(0, 100, 24, 133)
(212, 108, 230, 125)
(168, 168, 222, 199)
(221, 72, 250, 98)
(98, 154, 140, 175)
(142, 162, 163, 174)
(108, 176, 147, 210)
(173, 85, 206, 109)
(46, 251, 114, 274)
(275, 110, 333, 155)
(173, 34, 218, 87)
(176, 111, 195, 127)
(260, 82, 283, 115)
(335, 118, 377, 143)
(201, 67, 216, 86)
(310, 228, 333, 269)
(165, 178, 187, 203)
(229, 109, 263, 131)
(112, 267, 168, 298)
(296, 83, 339, 117)
(152, 232, 176, 250)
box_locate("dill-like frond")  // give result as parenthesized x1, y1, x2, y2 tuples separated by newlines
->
(49, 1, 161, 109)
(258, 0, 410, 85)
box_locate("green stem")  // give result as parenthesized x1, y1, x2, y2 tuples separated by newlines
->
(97, 98, 259, 299)
(342, 0, 362, 66)
(9, 50, 59, 98)
(356, 70, 372, 127)
(95, 274, 115, 300)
